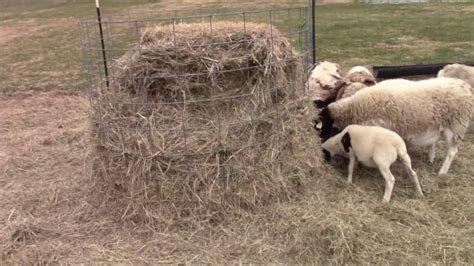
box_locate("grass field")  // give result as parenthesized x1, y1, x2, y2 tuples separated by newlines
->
(1, 0, 473, 264)
(0, 1, 472, 91)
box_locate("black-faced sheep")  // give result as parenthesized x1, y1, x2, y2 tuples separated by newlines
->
(316, 77, 473, 175)
(321, 125, 423, 203)
(438, 64, 474, 89)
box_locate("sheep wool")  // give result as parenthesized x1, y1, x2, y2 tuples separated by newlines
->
(326, 77, 473, 142)
(319, 77, 473, 174)
(334, 66, 377, 101)
(321, 124, 423, 203)
(438, 64, 474, 89)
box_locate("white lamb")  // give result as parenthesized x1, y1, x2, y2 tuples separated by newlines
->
(316, 77, 473, 175)
(438, 64, 474, 89)
(321, 125, 423, 203)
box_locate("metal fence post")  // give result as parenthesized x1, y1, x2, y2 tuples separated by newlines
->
(96, 0, 110, 88)
(310, 0, 316, 66)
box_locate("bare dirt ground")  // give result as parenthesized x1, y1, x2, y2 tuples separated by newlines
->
(0, 20, 63, 45)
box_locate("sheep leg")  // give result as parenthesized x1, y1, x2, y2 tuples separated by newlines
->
(399, 152, 424, 197)
(347, 153, 356, 184)
(376, 164, 395, 203)
(439, 130, 458, 175)
(428, 144, 436, 164)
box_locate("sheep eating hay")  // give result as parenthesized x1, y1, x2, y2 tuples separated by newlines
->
(90, 21, 317, 228)
(321, 125, 423, 203)
(317, 77, 474, 175)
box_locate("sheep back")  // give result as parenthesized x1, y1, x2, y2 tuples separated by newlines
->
(328, 78, 473, 142)
(438, 64, 474, 89)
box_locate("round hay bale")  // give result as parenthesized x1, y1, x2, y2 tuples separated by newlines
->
(90, 21, 318, 228)
(114, 21, 298, 103)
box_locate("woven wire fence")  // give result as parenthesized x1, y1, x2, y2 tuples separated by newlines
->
(79, 4, 313, 157)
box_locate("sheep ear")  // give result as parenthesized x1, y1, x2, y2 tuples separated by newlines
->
(341, 132, 351, 153)
(312, 117, 323, 133)
(314, 121, 322, 130)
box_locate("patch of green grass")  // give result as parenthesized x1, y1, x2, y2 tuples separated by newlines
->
(0, 0, 153, 22)
(315, 3, 474, 67)
(0, 2, 473, 92)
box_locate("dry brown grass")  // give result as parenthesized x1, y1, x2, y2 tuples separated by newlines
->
(1, 17, 473, 266)
(0, 89, 473, 264)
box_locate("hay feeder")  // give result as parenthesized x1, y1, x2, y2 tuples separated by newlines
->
(79, 6, 315, 228)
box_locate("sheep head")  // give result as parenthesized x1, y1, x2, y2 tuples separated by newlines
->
(344, 66, 376, 86)
(321, 130, 350, 162)
(308, 61, 344, 108)
(317, 107, 341, 142)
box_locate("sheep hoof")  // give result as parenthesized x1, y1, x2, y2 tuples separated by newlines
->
(438, 170, 447, 175)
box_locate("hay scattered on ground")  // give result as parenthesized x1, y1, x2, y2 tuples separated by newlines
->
(90, 21, 315, 228)
(1, 91, 473, 265)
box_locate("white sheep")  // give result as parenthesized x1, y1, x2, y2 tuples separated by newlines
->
(335, 66, 377, 100)
(321, 124, 423, 203)
(308, 61, 343, 107)
(438, 64, 474, 89)
(316, 77, 473, 175)
(309, 63, 377, 107)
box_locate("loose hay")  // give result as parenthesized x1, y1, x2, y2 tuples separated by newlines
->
(114, 21, 298, 102)
(90, 21, 316, 228)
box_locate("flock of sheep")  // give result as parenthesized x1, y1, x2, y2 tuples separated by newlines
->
(308, 63, 474, 203)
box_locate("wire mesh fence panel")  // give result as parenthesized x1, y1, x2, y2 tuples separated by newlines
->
(80, 2, 318, 223)
(80, 3, 312, 157)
